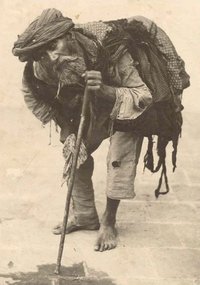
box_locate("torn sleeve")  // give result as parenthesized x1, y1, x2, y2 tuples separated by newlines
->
(22, 73, 56, 125)
(110, 52, 152, 120)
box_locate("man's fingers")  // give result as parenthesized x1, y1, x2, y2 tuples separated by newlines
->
(87, 86, 101, 91)
(82, 71, 102, 80)
(86, 70, 102, 77)
(82, 71, 102, 91)
(87, 79, 102, 86)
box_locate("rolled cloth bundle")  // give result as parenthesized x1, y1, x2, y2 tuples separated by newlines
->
(12, 8, 74, 61)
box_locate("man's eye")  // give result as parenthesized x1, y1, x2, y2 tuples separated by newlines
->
(47, 40, 58, 51)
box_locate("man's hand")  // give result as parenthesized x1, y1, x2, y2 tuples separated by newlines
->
(82, 70, 116, 103)
(82, 71, 102, 91)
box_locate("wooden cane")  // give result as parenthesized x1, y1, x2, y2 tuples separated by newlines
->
(54, 85, 90, 275)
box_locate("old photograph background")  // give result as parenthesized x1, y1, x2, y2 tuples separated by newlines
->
(0, 0, 200, 284)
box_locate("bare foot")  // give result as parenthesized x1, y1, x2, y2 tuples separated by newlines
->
(94, 224, 117, 252)
(52, 219, 100, 235)
(94, 198, 120, 252)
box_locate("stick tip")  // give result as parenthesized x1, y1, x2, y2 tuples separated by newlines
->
(54, 266, 60, 275)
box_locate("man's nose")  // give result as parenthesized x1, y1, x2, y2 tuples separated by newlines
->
(46, 50, 59, 61)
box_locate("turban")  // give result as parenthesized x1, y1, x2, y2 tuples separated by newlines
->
(12, 8, 74, 61)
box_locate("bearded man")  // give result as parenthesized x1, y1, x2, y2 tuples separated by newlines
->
(12, 9, 189, 252)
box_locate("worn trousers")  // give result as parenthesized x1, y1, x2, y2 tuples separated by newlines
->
(71, 131, 143, 225)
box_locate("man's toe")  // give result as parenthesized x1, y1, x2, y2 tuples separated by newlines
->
(94, 242, 100, 251)
(99, 243, 105, 252)
(104, 244, 109, 251)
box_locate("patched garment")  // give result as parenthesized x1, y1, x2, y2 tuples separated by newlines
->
(109, 51, 152, 121)
(129, 16, 190, 92)
(77, 16, 190, 93)
(106, 51, 151, 199)
(107, 132, 143, 199)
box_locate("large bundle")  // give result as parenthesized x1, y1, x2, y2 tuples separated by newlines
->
(99, 17, 190, 197)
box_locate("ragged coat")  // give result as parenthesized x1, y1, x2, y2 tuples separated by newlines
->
(22, 16, 189, 152)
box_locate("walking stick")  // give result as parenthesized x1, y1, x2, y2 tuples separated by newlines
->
(54, 85, 90, 275)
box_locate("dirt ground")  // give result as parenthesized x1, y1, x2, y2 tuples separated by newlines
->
(0, 1, 200, 284)
(1, 107, 200, 285)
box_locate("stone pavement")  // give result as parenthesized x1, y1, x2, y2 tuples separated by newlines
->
(0, 110, 200, 285)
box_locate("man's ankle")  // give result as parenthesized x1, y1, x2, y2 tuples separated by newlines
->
(101, 212, 116, 227)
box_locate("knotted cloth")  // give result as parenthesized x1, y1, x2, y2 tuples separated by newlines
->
(62, 134, 88, 185)
(12, 8, 74, 60)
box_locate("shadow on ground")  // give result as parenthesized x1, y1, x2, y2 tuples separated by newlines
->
(0, 263, 116, 285)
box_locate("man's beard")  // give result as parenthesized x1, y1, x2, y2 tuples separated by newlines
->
(55, 56, 86, 87)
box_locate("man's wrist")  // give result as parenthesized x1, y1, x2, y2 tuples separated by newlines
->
(97, 84, 116, 103)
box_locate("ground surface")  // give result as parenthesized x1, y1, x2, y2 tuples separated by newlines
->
(0, 108, 200, 285)
(0, 1, 200, 284)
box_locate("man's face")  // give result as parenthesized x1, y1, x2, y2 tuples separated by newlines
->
(40, 36, 87, 87)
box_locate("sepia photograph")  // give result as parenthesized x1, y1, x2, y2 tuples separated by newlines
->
(0, 0, 199, 284)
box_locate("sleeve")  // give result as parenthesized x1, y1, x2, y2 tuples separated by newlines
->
(110, 51, 152, 121)
(23, 68, 76, 145)
(22, 73, 56, 125)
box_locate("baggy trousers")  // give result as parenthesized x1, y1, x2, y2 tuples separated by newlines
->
(71, 131, 143, 226)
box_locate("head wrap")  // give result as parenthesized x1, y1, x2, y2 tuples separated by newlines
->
(12, 8, 74, 61)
